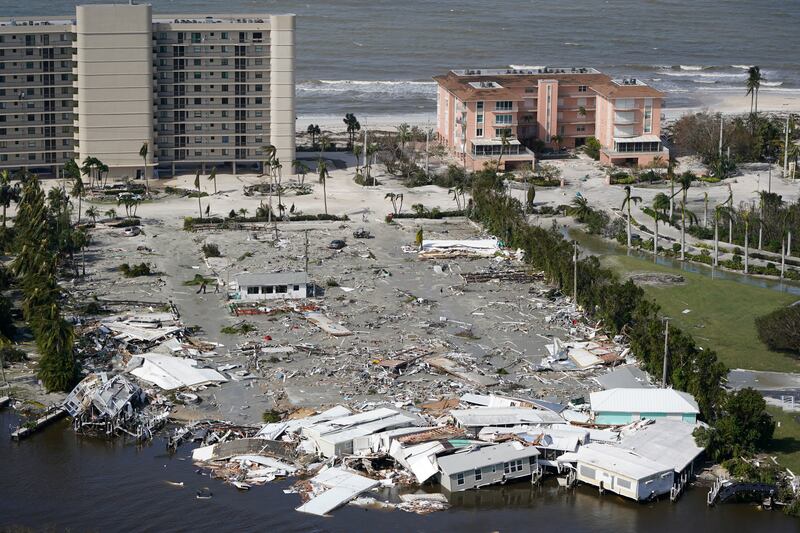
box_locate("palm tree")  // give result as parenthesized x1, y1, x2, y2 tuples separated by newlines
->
(343, 113, 360, 148)
(104, 208, 117, 220)
(495, 131, 512, 173)
(208, 166, 217, 194)
(671, 171, 695, 260)
(318, 160, 330, 215)
(70, 176, 85, 224)
(366, 143, 378, 186)
(525, 183, 536, 214)
(261, 144, 277, 179)
(80, 157, 97, 188)
(194, 170, 202, 219)
(703, 192, 709, 228)
(666, 153, 676, 220)
(238, 208, 248, 218)
(293, 160, 310, 186)
(567, 195, 592, 222)
(621, 186, 642, 250)
(307, 124, 321, 147)
(396, 123, 411, 154)
(551, 134, 563, 151)
(745, 66, 764, 116)
(651, 192, 670, 261)
(85, 206, 98, 225)
(352, 144, 363, 175)
(97, 161, 109, 189)
(385, 192, 400, 215)
(577, 106, 587, 119)
(139, 141, 149, 194)
(0, 170, 20, 227)
(63, 159, 80, 192)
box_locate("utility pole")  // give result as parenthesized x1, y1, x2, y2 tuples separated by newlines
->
(573, 241, 578, 305)
(362, 127, 368, 170)
(784, 114, 791, 178)
(304, 229, 309, 274)
(662, 318, 670, 388)
(425, 123, 430, 175)
(718, 114, 724, 158)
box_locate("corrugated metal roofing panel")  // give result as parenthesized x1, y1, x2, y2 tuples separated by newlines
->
(589, 388, 699, 415)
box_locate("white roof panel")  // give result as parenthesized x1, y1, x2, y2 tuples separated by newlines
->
(438, 441, 539, 475)
(590, 388, 699, 415)
(558, 443, 672, 480)
(619, 419, 704, 472)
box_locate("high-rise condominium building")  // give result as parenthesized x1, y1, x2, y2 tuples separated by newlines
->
(0, 3, 295, 178)
(434, 66, 668, 170)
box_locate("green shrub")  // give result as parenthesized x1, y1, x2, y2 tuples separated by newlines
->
(119, 262, 153, 277)
(756, 305, 800, 355)
(262, 409, 283, 423)
(202, 243, 221, 257)
(0, 345, 27, 367)
(220, 322, 257, 335)
(584, 137, 601, 160)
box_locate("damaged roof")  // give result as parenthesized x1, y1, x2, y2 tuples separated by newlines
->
(590, 388, 700, 415)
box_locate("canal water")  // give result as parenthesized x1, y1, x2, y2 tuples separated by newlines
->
(0, 412, 796, 532)
(569, 229, 800, 298)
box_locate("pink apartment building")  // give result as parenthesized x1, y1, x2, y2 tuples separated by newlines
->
(433, 66, 668, 170)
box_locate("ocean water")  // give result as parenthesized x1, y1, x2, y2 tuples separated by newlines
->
(8, 0, 800, 122)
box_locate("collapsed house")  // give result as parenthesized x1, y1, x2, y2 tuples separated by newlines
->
(63, 373, 164, 439)
(127, 353, 227, 391)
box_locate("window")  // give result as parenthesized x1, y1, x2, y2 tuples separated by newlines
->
(643, 98, 653, 134)
(254, 84, 263, 92)
(194, 137, 202, 143)
(293, 284, 300, 291)
(254, 124, 263, 130)
(456, 473, 465, 486)
(254, 59, 263, 66)
(476, 114, 483, 124)
(503, 459, 524, 474)
(194, 72, 201, 79)
(247, 286, 259, 295)
(194, 111, 202, 118)
(276, 285, 288, 294)
(617, 478, 631, 489)
(221, 136, 229, 144)
(476, 101, 484, 111)
(255, 97, 263, 105)
(194, 85, 202, 92)
(474, 468, 482, 482)
(494, 128, 512, 137)
(476, 128, 483, 137)
(254, 111, 263, 118)
(495, 101, 513, 111)
(261, 286, 274, 294)
(579, 466, 596, 479)
(194, 59, 201, 66)
(578, 85, 588, 92)
(194, 150, 202, 156)
(191, 33, 201, 44)
(221, 32, 229, 40)
(222, 72, 229, 79)
(495, 114, 512, 125)
(27, 127, 35, 134)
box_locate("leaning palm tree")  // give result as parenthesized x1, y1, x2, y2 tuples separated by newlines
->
(193, 170, 203, 219)
(207, 166, 218, 194)
(621, 186, 642, 250)
(651, 193, 670, 261)
(139, 141, 149, 194)
(496, 131, 512, 172)
(745, 66, 764, 116)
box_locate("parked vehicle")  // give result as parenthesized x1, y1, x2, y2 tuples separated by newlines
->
(353, 228, 372, 239)
(328, 239, 346, 250)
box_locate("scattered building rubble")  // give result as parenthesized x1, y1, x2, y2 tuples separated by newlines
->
(63, 373, 167, 439)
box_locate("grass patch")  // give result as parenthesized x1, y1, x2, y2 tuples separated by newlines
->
(765, 406, 800, 473)
(238, 251, 254, 261)
(183, 274, 216, 286)
(220, 323, 257, 335)
(262, 409, 283, 423)
(602, 254, 800, 373)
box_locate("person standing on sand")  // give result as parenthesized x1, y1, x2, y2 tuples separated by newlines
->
(197, 281, 207, 294)
(215, 281, 220, 294)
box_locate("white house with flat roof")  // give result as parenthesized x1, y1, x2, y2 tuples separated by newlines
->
(233, 272, 309, 301)
(558, 442, 674, 501)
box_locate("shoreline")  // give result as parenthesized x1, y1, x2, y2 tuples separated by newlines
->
(297, 88, 800, 134)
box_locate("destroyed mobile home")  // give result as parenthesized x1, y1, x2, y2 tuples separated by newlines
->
(182, 391, 707, 516)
